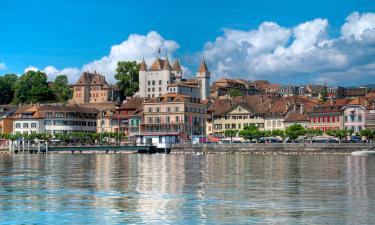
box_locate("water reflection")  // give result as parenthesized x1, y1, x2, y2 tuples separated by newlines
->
(0, 154, 374, 224)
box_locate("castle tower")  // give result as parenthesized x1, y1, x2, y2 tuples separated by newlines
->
(196, 59, 210, 100)
(172, 59, 182, 82)
(139, 58, 148, 98)
(162, 55, 172, 95)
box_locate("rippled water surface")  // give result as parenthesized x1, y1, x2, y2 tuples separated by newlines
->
(0, 154, 375, 224)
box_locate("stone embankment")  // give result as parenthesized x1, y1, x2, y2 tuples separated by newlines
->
(171, 143, 375, 155)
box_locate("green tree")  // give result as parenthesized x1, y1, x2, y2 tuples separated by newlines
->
(115, 61, 140, 97)
(360, 129, 375, 142)
(327, 129, 348, 143)
(52, 75, 71, 102)
(13, 71, 53, 103)
(0, 74, 18, 104)
(285, 124, 306, 141)
(305, 128, 323, 141)
(228, 88, 244, 97)
(239, 125, 262, 142)
(272, 129, 286, 141)
(224, 129, 238, 142)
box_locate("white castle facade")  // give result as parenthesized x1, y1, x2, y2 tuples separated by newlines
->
(138, 56, 210, 100)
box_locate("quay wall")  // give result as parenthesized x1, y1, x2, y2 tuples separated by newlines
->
(171, 143, 375, 155)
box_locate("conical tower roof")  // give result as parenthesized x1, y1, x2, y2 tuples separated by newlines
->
(198, 59, 209, 73)
(140, 58, 147, 71)
(162, 55, 171, 70)
(172, 59, 182, 71)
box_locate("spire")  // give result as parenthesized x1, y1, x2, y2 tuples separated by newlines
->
(172, 59, 182, 71)
(198, 59, 209, 73)
(140, 58, 147, 71)
(163, 54, 171, 70)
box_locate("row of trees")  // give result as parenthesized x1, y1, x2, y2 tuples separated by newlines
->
(224, 124, 375, 142)
(0, 71, 71, 104)
(0, 132, 125, 145)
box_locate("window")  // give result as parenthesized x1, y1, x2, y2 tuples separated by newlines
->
(167, 107, 171, 112)
(45, 112, 53, 118)
(54, 120, 64, 126)
(175, 107, 179, 112)
(23, 123, 28, 128)
(358, 115, 362, 122)
(152, 80, 155, 85)
(31, 123, 37, 128)
(159, 87, 162, 92)
(148, 107, 153, 113)
(166, 116, 170, 123)
(175, 116, 179, 123)
(156, 107, 160, 113)
(148, 81, 151, 85)
(55, 112, 64, 118)
(15, 123, 21, 128)
(159, 80, 162, 85)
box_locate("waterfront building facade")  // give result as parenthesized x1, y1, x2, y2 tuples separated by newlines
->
(12, 105, 98, 135)
(139, 93, 206, 144)
(208, 95, 275, 137)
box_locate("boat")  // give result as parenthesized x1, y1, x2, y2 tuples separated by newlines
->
(351, 150, 375, 156)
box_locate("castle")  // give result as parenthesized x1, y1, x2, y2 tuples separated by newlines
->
(71, 72, 121, 104)
(139, 56, 210, 100)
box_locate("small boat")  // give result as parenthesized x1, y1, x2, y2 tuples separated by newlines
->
(351, 150, 375, 156)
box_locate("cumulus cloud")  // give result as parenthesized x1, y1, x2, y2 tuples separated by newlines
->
(24, 65, 81, 82)
(201, 11, 375, 84)
(0, 62, 6, 70)
(83, 31, 180, 83)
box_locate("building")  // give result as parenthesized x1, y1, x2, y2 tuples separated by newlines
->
(344, 87, 368, 99)
(207, 95, 276, 137)
(252, 80, 280, 94)
(71, 71, 121, 104)
(12, 104, 98, 135)
(97, 97, 143, 139)
(308, 99, 350, 132)
(327, 86, 345, 99)
(210, 78, 259, 98)
(138, 93, 207, 146)
(343, 98, 375, 132)
(0, 106, 17, 134)
(279, 85, 299, 97)
(139, 57, 210, 100)
(264, 97, 315, 131)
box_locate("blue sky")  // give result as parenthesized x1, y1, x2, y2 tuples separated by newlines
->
(1, 0, 375, 85)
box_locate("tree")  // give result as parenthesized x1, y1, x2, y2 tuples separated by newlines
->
(115, 61, 140, 97)
(224, 129, 238, 142)
(228, 88, 244, 97)
(272, 129, 286, 141)
(0, 74, 18, 104)
(326, 129, 348, 143)
(52, 75, 71, 102)
(13, 71, 53, 103)
(305, 128, 323, 142)
(285, 124, 306, 141)
(239, 125, 262, 142)
(360, 129, 375, 142)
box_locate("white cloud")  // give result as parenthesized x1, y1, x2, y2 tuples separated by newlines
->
(83, 31, 180, 83)
(24, 65, 81, 83)
(201, 11, 375, 84)
(0, 62, 6, 70)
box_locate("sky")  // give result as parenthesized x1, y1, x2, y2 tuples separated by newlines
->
(0, 0, 375, 85)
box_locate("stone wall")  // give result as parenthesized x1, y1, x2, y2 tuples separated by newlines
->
(171, 143, 375, 155)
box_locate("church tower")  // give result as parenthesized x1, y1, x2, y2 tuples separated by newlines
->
(172, 59, 182, 82)
(196, 59, 210, 100)
(139, 58, 148, 98)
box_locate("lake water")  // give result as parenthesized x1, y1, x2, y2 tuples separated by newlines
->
(0, 154, 374, 224)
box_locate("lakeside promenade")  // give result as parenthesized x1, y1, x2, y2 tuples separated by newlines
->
(171, 143, 375, 155)
(1, 143, 375, 155)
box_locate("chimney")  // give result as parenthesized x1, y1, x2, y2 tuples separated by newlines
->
(300, 104, 304, 115)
